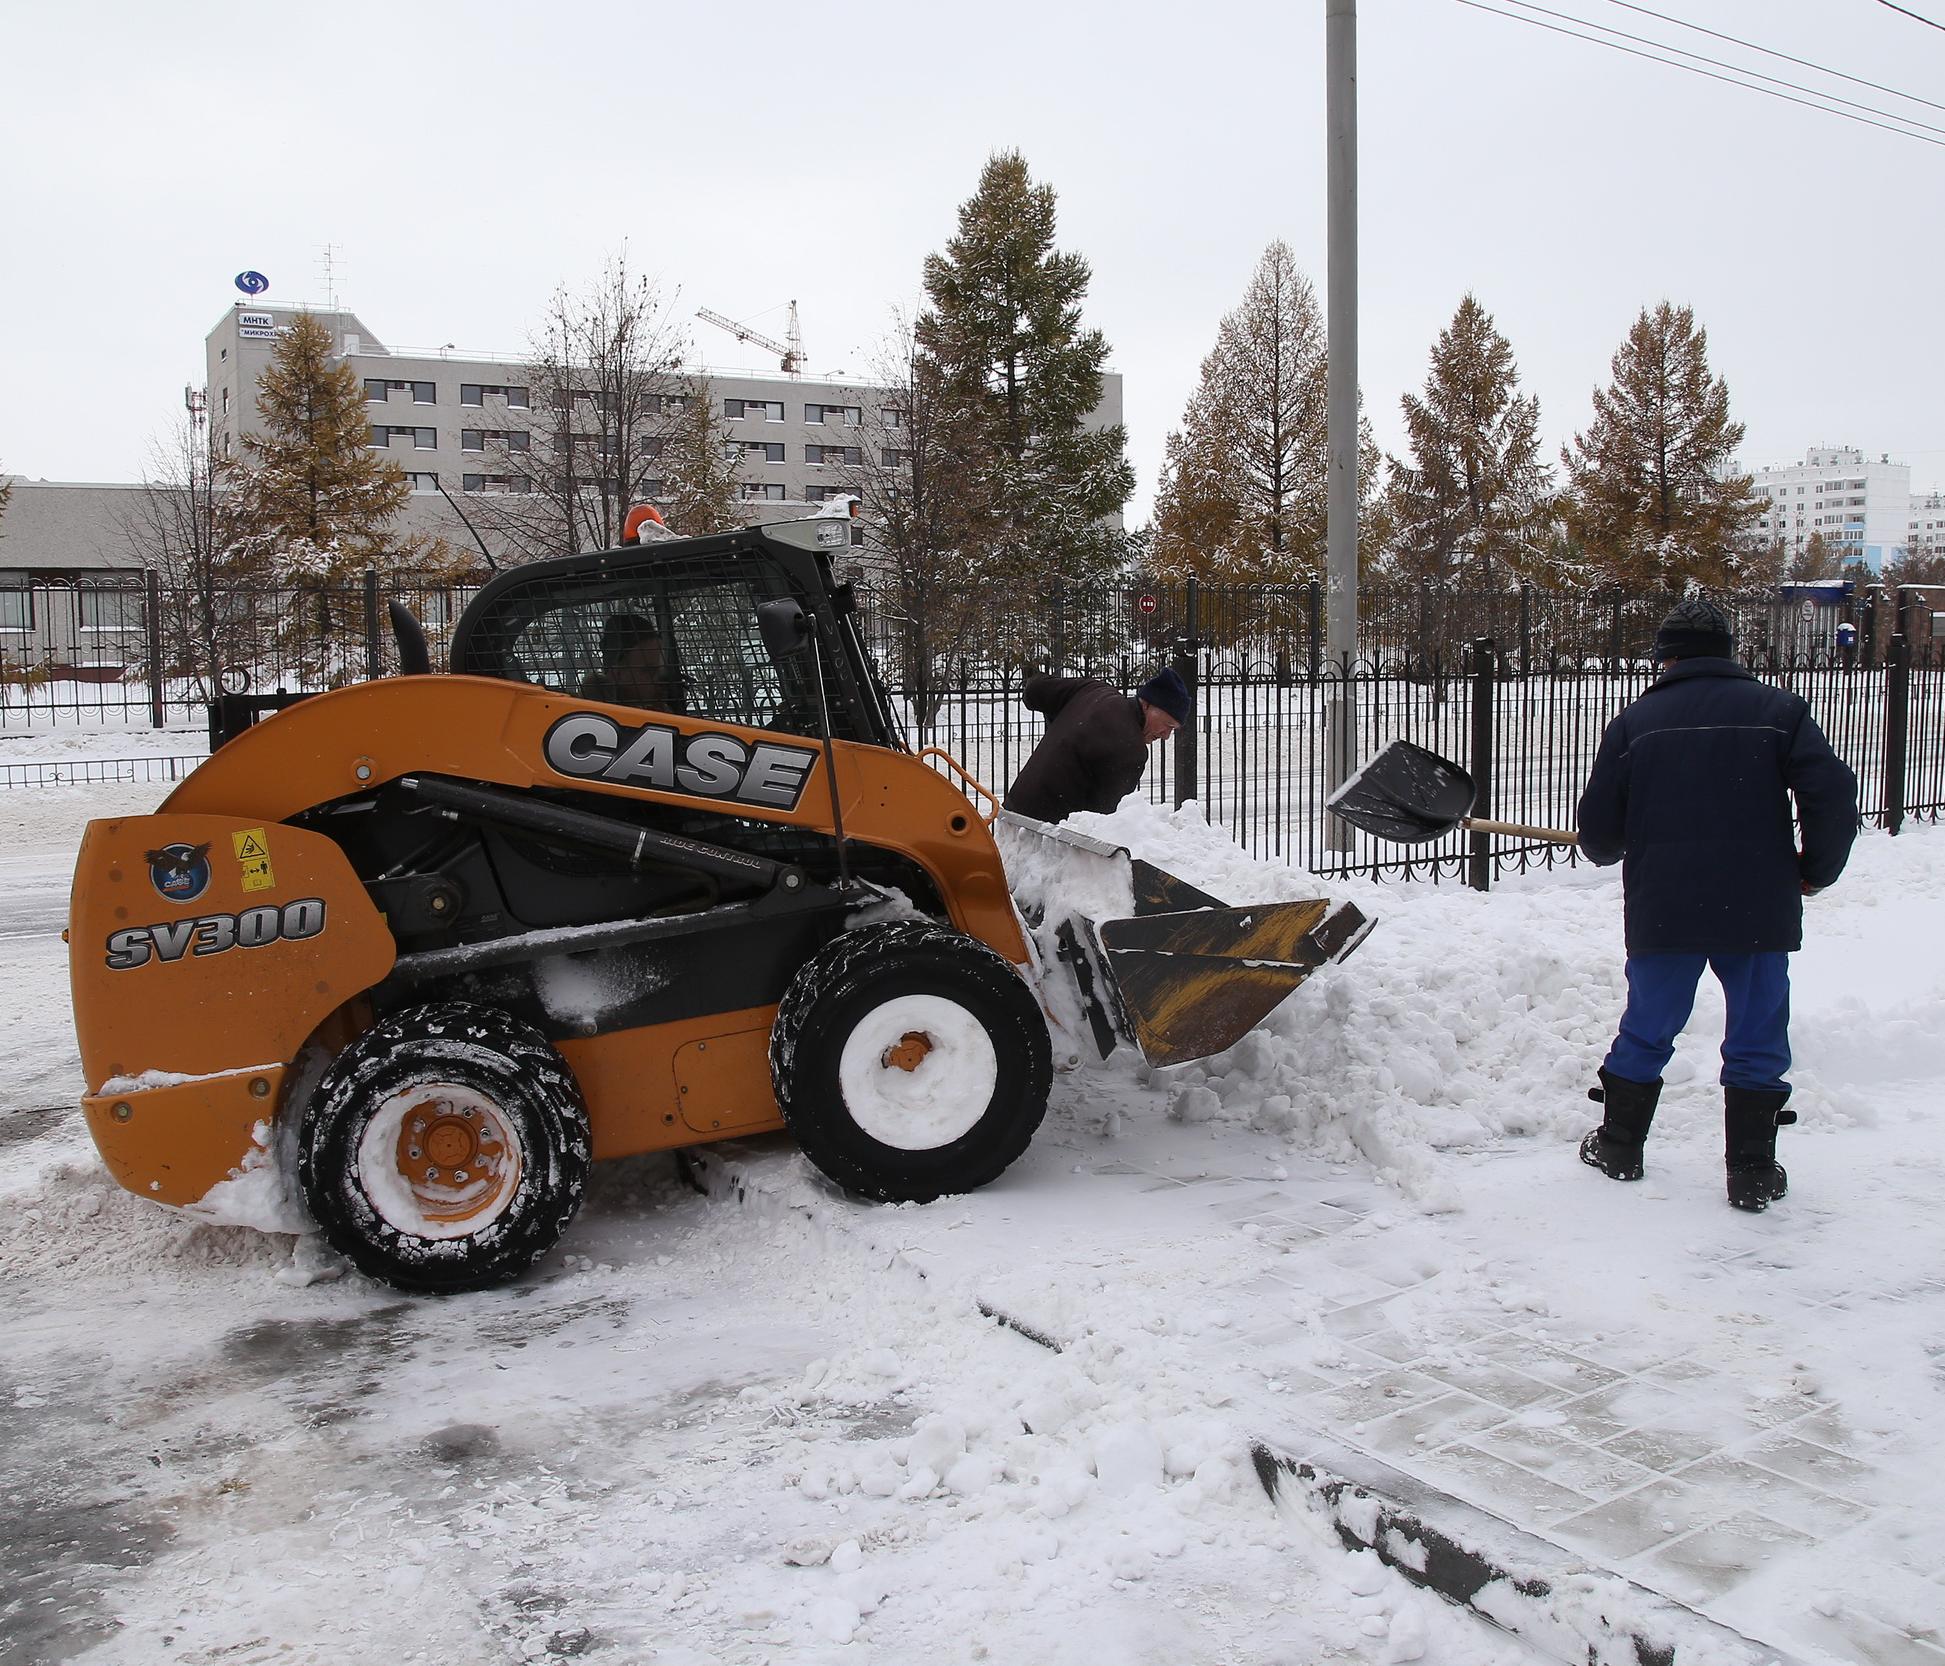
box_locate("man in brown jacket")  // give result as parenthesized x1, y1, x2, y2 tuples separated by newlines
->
(1003, 668, 1190, 824)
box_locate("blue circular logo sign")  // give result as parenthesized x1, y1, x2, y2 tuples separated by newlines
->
(146, 842, 213, 904)
(234, 270, 269, 296)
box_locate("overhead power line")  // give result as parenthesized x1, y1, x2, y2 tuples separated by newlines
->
(1501, 0, 1945, 137)
(1876, 0, 1945, 32)
(1605, 0, 1945, 115)
(1454, 0, 1945, 149)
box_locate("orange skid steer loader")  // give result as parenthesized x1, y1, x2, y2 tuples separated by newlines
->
(70, 517, 1371, 1292)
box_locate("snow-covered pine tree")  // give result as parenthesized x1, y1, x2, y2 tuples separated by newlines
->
(1560, 302, 1760, 590)
(657, 377, 742, 537)
(1388, 294, 1553, 588)
(916, 152, 1134, 593)
(1151, 241, 1379, 592)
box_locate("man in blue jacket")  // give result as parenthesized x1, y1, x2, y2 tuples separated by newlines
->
(1576, 596, 1858, 1212)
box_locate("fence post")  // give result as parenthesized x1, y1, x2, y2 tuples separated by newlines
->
(1468, 637, 1496, 892)
(363, 567, 382, 683)
(1886, 596, 1910, 836)
(1051, 579, 1066, 674)
(1306, 579, 1321, 679)
(1518, 580, 1532, 681)
(1173, 577, 1199, 810)
(145, 568, 165, 729)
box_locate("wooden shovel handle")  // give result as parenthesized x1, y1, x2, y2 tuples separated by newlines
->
(1462, 816, 1579, 846)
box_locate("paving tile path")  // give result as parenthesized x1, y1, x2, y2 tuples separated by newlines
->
(700, 1089, 1945, 1666)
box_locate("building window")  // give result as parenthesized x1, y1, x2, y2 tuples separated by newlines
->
(643, 393, 688, 417)
(729, 441, 786, 462)
(407, 472, 441, 493)
(806, 444, 862, 467)
(803, 486, 854, 503)
(881, 448, 910, 468)
(742, 482, 788, 501)
(221, 387, 230, 412)
(0, 586, 32, 631)
(462, 429, 526, 452)
(367, 378, 436, 404)
(462, 384, 530, 408)
(805, 403, 861, 426)
(724, 398, 784, 421)
(883, 408, 906, 428)
(371, 425, 437, 449)
(641, 478, 666, 499)
(462, 473, 530, 494)
(78, 589, 142, 632)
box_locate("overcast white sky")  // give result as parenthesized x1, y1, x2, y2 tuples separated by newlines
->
(3, 0, 1941, 515)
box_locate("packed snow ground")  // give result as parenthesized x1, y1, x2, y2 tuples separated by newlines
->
(3, 782, 1942, 1664)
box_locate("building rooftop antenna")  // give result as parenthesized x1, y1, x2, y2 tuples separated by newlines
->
(318, 243, 343, 311)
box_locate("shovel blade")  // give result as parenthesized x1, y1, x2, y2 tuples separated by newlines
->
(1328, 740, 1476, 845)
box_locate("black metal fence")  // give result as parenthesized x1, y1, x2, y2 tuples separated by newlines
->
(4, 571, 1940, 886)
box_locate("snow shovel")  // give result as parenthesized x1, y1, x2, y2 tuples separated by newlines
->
(1327, 740, 1578, 847)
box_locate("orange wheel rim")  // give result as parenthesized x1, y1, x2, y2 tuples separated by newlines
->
(881, 1031, 934, 1073)
(390, 1089, 522, 1229)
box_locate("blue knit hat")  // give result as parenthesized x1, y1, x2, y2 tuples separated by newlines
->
(1137, 667, 1191, 725)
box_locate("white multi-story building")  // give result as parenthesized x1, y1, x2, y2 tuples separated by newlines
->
(1908, 491, 1945, 563)
(204, 303, 1125, 563)
(1748, 446, 1912, 572)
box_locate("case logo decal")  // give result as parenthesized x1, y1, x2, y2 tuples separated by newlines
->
(146, 842, 213, 904)
(104, 898, 327, 970)
(542, 713, 817, 811)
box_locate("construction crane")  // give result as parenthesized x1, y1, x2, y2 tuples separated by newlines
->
(696, 301, 804, 376)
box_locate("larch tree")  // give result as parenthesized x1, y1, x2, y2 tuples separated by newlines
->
(1150, 240, 1380, 593)
(1560, 302, 1761, 590)
(240, 312, 451, 681)
(916, 151, 1134, 592)
(1388, 293, 1553, 587)
(656, 377, 743, 536)
(241, 311, 418, 577)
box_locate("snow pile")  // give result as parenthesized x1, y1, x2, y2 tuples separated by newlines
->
(1067, 798, 1903, 1204)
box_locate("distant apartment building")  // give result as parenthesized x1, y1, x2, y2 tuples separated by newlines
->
(204, 303, 1126, 563)
(1748, 446, 1914, 573)
(1909, 491, 1945, 563)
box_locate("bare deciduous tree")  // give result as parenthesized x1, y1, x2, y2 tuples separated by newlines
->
(120, 414, 273, 700)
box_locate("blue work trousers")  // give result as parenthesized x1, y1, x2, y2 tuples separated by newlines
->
(1603, 952, 1791, 1093)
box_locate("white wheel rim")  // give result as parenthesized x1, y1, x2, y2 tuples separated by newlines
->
(837, 993, 998, 1151)
(356, 1083, 524, 1240)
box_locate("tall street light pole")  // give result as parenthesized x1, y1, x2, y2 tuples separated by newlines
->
(1324, 0, 1360, 850)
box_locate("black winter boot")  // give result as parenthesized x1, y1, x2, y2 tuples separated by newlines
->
(1724, 1086, 1796, 1212)
(1579, 1068, 1663, 1181)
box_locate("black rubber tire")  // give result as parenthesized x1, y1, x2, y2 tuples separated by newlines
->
(770, 919, 1052, 1203)
(299, 1001, 592, 1294)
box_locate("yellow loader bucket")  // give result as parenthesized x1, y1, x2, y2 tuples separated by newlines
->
(995, 814, 1373, 1070)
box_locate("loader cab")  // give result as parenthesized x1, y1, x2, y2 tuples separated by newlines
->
(449, 522, 903, 749)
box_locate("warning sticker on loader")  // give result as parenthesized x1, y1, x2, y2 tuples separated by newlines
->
(231, 827, 276, 893)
